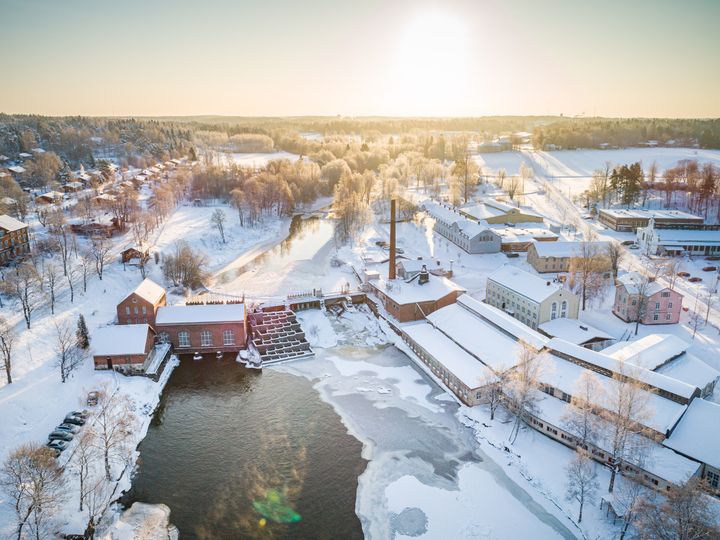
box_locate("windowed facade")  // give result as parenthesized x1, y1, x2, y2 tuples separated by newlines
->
(223, 329, 235, 346)
(200, 330, 213, 347)
(178, 331, 190, 348)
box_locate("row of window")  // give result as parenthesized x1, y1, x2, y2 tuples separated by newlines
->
(125, 305, 147, 316)
(168, 329, 235, 347)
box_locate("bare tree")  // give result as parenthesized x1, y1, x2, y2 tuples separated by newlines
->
(569, 240, 610, 310)
(44, 262, 59, 314)
(614, 474, 647, 540)
(603, 365, 652, 493)
(564, 449, 599, 523)
(505, 175, 522, 201)
(47, 210, 71, 276)
(664, 259, 681, 290)
(3, 263, 40, 329)
(0, 316, 15, 384)
(478, 369, 506, 421)
(90, 236, 112, 280)
(210, 208, 227, 243)
(0, 443, 63, 540)
(79, 250, 93, 293)
(636, 478, 719, 540)
(66, 264, 79, 303)
(55, 319, 84, 383)
(562, 370, 604, 448)
(506, 341, 544, 444)
(73, 430, 97, 513)
(605, 240, 625, 278)
(94, 388, 138, 481)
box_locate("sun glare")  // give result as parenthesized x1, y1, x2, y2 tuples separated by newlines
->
(385, 10, 471, 114)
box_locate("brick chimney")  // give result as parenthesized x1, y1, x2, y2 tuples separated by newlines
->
(389, 199, 396, 280)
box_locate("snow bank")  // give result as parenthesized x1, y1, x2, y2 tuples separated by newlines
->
(297, 309, 338, 348)
(99, 503, 178, 540)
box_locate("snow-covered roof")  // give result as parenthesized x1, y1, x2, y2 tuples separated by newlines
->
(37, 190, 64, 200)
(548, 338, 698, 401)
(531, 240, 610, 258)
(18, 152, 31, 158)
(534, 393, 699, 484)
(541, 352, 687, 435)
(599, 208, 702, 221)
(131, 278, 166, 305)
(403, 322, 494, 388)
(602, 334, 689, 370)
(648, 228, 720, 246)
(487, 265, 566, 303)
(616, 272, 671, 297)
(664, 399, 720, 469)
(156, 303, 245, 325)
(493, 226, 558, 244)
(425, 303, 529, 372)
(538, 318, 613, 345)
(657, 354, 720, 392)
(457, 294, 548, 350)
(7, 165, 25, 174)
(0, 214, 28, 232)
(93, 324, 153, 357)
(398, 258, 443, 274)
(370, 274, 465, 306)
(461, 201, 505, 221)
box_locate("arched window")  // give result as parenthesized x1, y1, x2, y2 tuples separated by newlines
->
(561, 300, 568, 317)
(178, 331, 190, 348)
(200, 330, 213, 347)
(551, 302, 558, 319)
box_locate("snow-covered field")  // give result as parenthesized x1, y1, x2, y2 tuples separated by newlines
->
(221, 150, 301, 168)
(153, 203, 290, 274)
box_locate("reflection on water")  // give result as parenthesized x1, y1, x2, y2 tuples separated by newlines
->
(123, 356, 365, 539)
(222, 216, 335, 281)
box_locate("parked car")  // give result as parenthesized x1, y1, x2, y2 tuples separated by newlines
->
(628, 244, 640, 250)
(47, 440, 69, 452)
(56, 423, 80, 434)
(63, 415, 86, 426)
(67, 410, 88, 419)
(621, 240, 635, 246)
(48, 430, 74, 442)
(505, 252, 520, 258)
(688, 277, 703, 283)
(87, 391, 99, 406)
(678, 271, 691, 278)
(702, 266, 717, 272)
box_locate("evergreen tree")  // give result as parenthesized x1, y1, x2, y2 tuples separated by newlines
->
(76, 314, 90, 349)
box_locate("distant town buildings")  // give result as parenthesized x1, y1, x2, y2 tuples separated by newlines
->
(613, 272, 683, 325)
(485, 265, 579, 329)
(0, 214, 30, 265)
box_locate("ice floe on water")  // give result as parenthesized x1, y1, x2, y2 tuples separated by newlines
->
(280, 309, 579, 540)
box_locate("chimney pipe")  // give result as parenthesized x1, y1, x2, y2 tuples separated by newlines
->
(389, 199, 396, 280)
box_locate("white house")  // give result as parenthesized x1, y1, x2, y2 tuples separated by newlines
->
(485, 265, 579, 329)
(636, 220, 720, 256)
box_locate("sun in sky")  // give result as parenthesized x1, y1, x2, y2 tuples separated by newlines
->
(383, 9, 477, 116)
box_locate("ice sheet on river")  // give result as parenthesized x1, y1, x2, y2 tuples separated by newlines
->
(277, 309, 579, 540)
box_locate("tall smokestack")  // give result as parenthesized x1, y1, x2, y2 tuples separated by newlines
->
(389, 199, 396, 280)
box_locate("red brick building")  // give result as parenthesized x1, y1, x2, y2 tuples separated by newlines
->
(92, 324, 155, 370)
(0, 214, 30, 265)
(368, 270, 465, 323)
(155, 303, 247, 353)
(117, 278, 167, 327)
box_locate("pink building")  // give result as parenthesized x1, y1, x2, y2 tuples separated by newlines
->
(613, 272, 683, 325)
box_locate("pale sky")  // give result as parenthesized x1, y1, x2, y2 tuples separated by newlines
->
(1, 0, 718, 118)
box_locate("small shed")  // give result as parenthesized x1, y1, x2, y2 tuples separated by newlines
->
(121, 247, 150, 265)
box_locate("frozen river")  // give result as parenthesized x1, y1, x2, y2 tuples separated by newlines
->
(125, 214, 579, 538)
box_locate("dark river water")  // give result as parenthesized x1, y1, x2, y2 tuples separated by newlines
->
(123, 357, 366, 539)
